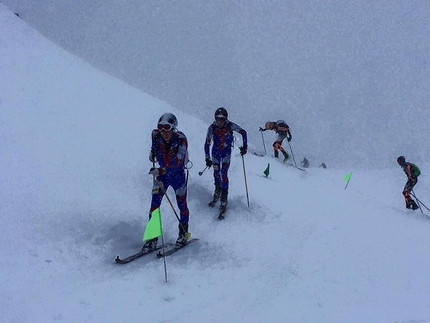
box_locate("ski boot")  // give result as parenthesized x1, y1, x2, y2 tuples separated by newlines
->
(142, 237, 158, 252)
(282, 153, 290, 163)
(218, 189, 228, 220)
(410, 200, 419, 210)
(208, 183, 221, 207)
(175, 223, 189, 247)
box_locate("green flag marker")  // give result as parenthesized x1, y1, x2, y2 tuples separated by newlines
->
(343, 172, 352, 190)
(143, 208, 163, 241)
(263, 163, 270, 177)
(343, 172, 352, 182)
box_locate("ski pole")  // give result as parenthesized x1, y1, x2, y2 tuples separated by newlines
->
(411, 190, 430, 212)
(260, 131, 267, 155)
(287, 141, 298, 167)
(410, 190, 424, 214)
(241, 155, 250, 207)
(198, 166, 208, 176)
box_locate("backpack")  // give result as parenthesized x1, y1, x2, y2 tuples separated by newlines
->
(410, 163, 421, 177)
(275, 120, 290, 133)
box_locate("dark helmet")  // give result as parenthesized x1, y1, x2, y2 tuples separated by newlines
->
(397, 156, 406, 165)
(158, 113, 178, 130)
(214, 107, 228, 120)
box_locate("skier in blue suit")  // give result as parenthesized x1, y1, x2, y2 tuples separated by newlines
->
(142, 113, 190, 251)
(204, 107, 247, 213)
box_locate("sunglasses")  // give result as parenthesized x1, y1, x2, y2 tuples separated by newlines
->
(157, 123, 173, 131)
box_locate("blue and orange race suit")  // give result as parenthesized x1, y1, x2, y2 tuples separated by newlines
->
(204, 120, 247, 190)
(149, 129, 189, 225)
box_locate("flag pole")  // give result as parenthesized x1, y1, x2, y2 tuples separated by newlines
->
(151, 162, 169, 281)
(344, 172, 352, 190)
(161, 233, 168, 282)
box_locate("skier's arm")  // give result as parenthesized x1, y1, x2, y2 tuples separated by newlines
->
(287, 129, 292, 142)
(231, 123, 248, 150)
(204, 125, 213, 159)
(406, 164, 413, 180)
(150, 130, 160, 164)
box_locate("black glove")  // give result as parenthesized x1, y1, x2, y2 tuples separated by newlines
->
(205, 158, 213, 168)
(259, 127, 264, 132)
(149, 151, 156, 163)
(287, 136, 292, 142)
(240, 146, 247, 156)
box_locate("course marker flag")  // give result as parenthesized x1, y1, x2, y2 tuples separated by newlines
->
(143, 208, 163, 241)
(344, 172, 352, 190)
(263, 163, 270, 178)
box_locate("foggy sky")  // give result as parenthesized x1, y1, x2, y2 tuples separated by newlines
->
(4, 0, 430, 168)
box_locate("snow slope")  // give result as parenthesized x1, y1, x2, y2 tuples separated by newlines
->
(1, 6, 430, 323)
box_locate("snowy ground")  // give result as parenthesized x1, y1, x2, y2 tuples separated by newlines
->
(1, 6, 430, 323)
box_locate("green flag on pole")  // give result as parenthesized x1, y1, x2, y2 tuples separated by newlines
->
(143, 208, 163, 241)
(343, 172, 352, 182)
(263, 163, 270, 177)
(343, 172, 352, 190)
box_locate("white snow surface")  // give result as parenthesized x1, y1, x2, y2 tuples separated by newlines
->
(1, 6, 430, 323)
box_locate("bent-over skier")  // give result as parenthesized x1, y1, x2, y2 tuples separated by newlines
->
(259, 120, 292, 162)
(397, 155, 420, 210)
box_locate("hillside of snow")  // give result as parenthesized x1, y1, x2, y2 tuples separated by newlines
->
(1, 5, 430, 323)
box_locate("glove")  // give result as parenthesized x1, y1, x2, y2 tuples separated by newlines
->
(287, 136, 292, 142)
(149, 151, 156, 163)
(149, 167, 165, 177)
(149, 167, 159, 177)
(259, 127, 264, 132)
(240, 146, 247, 156)
(205, 158, 213, 168)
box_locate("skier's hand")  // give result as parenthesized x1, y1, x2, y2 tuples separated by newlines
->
(240, 146, 247, 156)
(205, 158, 213, 168)
(287, 136, 292, 142)
(259, 127, 264, 132)
(149, 167, 159, 177)
(149, 167, 165, 177)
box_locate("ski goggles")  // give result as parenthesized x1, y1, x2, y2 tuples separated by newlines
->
(215, 115, 226, 122)
(157, 123, 173, 131)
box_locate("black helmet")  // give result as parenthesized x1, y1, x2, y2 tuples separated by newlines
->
(397, 156, 406, 165)
(158, 113, 178, 131)
(214, 107, 228, 120)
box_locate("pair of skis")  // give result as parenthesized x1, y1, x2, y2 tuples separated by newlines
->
(115, 238, 199, 264)
(252, 151, 305, 171)
(218, 207, 226, 220)
(209, 201, 227, 220)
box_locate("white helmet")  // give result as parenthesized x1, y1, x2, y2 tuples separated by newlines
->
(157, 113, 178, 131)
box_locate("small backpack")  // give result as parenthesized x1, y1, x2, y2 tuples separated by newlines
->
(275, 120, 290, 133)
(410, 163, 421, 177)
